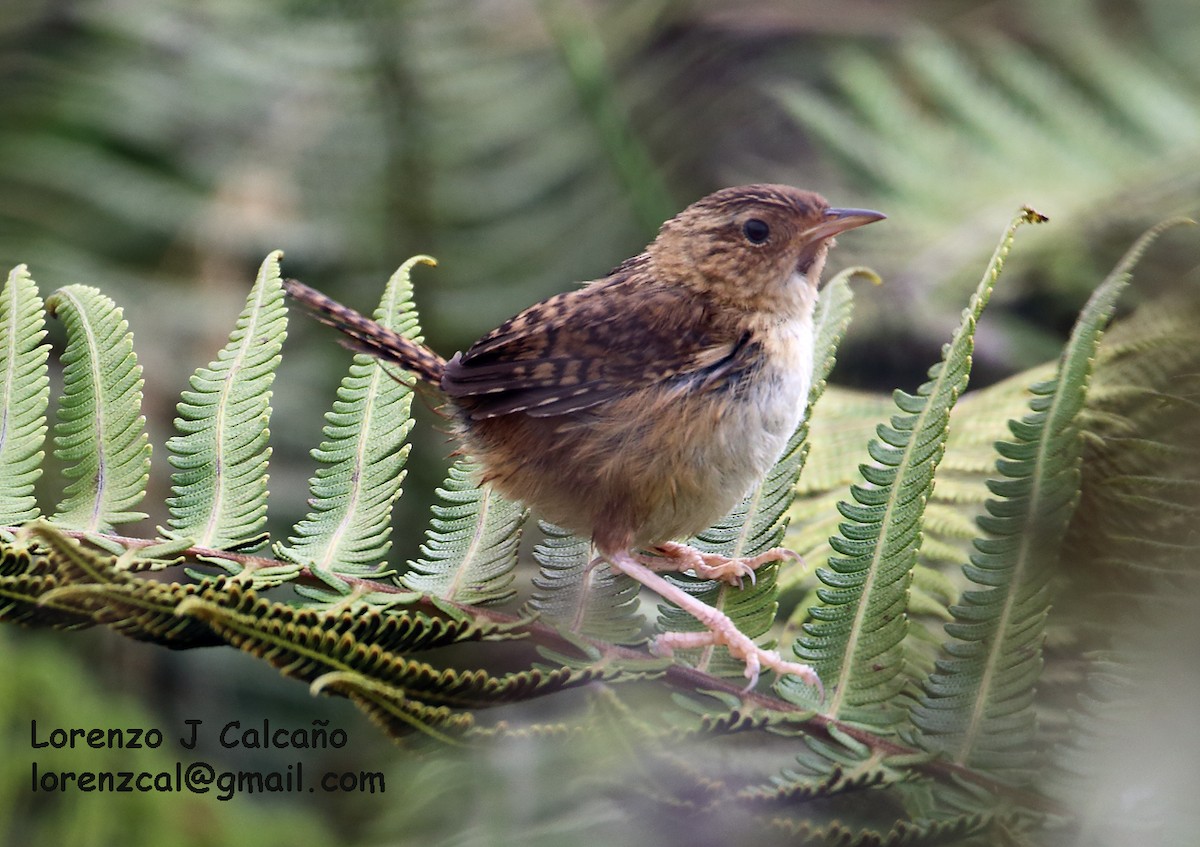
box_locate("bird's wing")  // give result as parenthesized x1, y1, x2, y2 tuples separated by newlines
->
(442, 271, 752, 421)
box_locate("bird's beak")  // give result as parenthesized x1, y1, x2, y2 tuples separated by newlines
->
(805, 207, 886, 242)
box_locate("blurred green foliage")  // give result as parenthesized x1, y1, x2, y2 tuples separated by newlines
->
(0, 628, 339, 847)
(2, 0, 1198, 844)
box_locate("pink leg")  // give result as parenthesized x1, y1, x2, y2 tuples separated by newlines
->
(605, 549, 822, 696)
(635, 540, 800, 589)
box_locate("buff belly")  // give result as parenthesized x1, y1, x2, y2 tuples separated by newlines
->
(463, 315, 815, 554)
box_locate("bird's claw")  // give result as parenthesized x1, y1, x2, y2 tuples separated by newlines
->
(637, 542, 801, 589)
(691, 555, 757, 588)
(608, 549, 822, 699)
(651, 629, 822, 697)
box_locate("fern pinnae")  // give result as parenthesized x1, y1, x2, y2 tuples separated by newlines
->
(786, 208, 1047, 722)
(45, 285, 151, 533)
(276, 257, 434, 579)
(912, 217, 1192, 772)
(401, 459, 527, 606)
(979, 33, 1134, 170)
(528, 521, 642, 644)
(164, 251, 287, 556)
(309, 672, 471, 743)
(0, 266, 50, 526)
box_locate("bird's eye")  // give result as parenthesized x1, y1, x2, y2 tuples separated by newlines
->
(742, 218, 770, 244)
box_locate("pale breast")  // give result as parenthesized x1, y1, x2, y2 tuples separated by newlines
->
(709, 313, 813, 492)
(627, 308, 815, 544)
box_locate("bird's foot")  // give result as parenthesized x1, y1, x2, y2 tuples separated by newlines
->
(636, 541, 800, 589)
(606, 550, 821, 696)
(651, 628, 822, 695)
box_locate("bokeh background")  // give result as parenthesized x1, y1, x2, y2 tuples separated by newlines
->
(2, 0, 1199, 844)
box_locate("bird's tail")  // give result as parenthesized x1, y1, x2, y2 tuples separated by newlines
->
(282, 278, 447, 386)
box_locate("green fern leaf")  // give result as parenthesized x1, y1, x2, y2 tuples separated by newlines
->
(172, 596, 450, 696)
(527, 521, 643, 644)
(767, 810, 1006, 846)
(0, 266, 50, 526)
(0, 572, 107, 633)
(15, 521, 221, 645)
(740, 763, 904, 804)
(173, 590, 506, 679)
(1, 540, 44, 577)
(176, 584, 607, 726)
(785, 209, 1047, 722)
(419, 663, 618, 707)
(0, 535, 92, 629)
(401, 459, 528, 605)
(0, 572, 75, 629)
(164, 251, 287, 553)
(29, 515, 507, 651)
(775, 26, 1200, 298)
(45, 285, 151, 532)
(1061, 285, 1200, 612)
(660, 693, 797, 737)
(783, 370, 1049, 654)
(912, 219, 1190, 772)
(653, 271, 861, 677)
(44, 578, 225, 648)
(275, 257, 433, 577)
(309, 671, 476, 741)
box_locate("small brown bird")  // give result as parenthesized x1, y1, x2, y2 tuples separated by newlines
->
(284, 184, 883, 691)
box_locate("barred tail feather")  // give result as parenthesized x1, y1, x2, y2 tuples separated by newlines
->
(283, 278, 447, 386)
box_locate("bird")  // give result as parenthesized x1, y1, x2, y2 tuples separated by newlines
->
(283, 184, 884, 693)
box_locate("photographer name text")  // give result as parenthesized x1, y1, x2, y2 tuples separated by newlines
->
(31, 718, 348, 750)
(28, 719, 383, 800)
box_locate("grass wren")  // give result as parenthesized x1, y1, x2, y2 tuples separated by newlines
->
(284, 184, 884, 692)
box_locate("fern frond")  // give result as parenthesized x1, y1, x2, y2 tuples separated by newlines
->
(0, 574, 119, 634)
(335, 668, 631, 741)
(660, 692, 801, 737)
(0, 572, 77, 629)
(0, 266, 50, 526)
(14, 522, 221, 645)
(310, 672, 476, 742)
(0, 538, 92, 629)
(173, 596, 468, 691)
(768, 811, 1004, 846)
(784, 370, 1046, 658)
(275, 257, 433, 578)
(527, 521, 642, 644)
(776, 23, 1200, 301)
(0, 541, 43, 577)
(183, 589, 517, 657)
(45, 285, 151, 532)
(401, 459, 527, 606)
(740, 764, 903, 804)
(1063, 278, 1200, 608)
(785, 209, 1046, 722)
(911, 218, 1189, 774)
(163, 251, 287, 555)
(179, 585, 608, 724)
